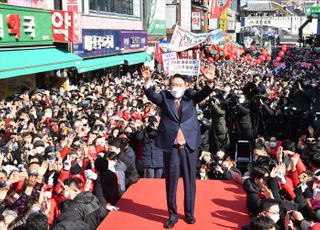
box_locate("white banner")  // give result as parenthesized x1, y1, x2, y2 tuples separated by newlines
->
(168, 59, 200, 76)
(244, 36, 253, 49)
(180, 0, 191, 31)
(162, 52, 178, 73)
(170, 26, 222, 52)
(192, 11, 201, 31)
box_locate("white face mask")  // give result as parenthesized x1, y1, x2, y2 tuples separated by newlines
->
(225, 87, 231, 94)
(108, 161, 116, 172)
(239, 97, 245, 104)
(200, 172, 206, 179)
(270, 141, 277, 148)
(171, 87, 185, 98)
(36, 146, 45, 154)
(269, 214, 280, 223)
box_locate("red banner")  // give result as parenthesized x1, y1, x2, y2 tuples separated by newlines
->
(51, 10, 82, 43)
(210, 0, 231, 19)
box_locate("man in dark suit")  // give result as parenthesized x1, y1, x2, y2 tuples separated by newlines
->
(141, 66, 215, 228)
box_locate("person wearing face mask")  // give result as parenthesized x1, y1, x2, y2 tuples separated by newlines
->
(137, 124, 164, 179)
(141, 65, 214, 228)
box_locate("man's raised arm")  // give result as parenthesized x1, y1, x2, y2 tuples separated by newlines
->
(141, 66, 163, 106)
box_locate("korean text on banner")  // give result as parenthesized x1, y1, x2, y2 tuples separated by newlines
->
(0, 4, 53, 47)
(220, 9, 227, 32)
(210, 0, 231, 19)
(181, 0, 192, 31)
(192, 11, 201, 31)
(168, 59, 200, 76)
(148, 0, 166, 36)
(170, 26, 222, 52)
(162, 52, 177, 73)
(51, 10, 82, 43)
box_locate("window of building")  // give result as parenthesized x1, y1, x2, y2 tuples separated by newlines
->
(89, 0, 137, 16)
(54, 0, 63, 10)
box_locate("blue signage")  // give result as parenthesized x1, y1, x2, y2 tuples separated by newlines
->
(73, 29, 121, 58)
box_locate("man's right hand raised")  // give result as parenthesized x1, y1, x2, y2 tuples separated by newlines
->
(141, 65, 152, 84)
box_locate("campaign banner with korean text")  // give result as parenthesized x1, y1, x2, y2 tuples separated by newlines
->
(0, 4, 53, 47)
(220, 8, 227, 32)
(51, 10, 82, 43)
(162, 52, 177, 73)
(73, 29, 121, 58)
(168, 59, 200, 76)
(170, 26, 222, 52)
(209, 0, 231, 19)
(120, 30, 148, 53)
(191, 11, 201, 31)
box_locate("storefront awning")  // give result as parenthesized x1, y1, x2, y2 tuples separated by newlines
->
(0, 48, 82, 79)
(122, 52, 151, 66)
(76, 55, 125, 73)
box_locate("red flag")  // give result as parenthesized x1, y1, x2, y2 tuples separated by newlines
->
(155, 44, 165, 66)
(210, 0, 231, 19)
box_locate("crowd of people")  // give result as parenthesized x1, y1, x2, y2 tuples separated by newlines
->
(0, 46, 319, 229)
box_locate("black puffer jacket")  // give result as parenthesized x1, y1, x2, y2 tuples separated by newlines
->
(242, 178, 261, 217)
(73, 191, 107, 230)
(52, 210, 90, 230)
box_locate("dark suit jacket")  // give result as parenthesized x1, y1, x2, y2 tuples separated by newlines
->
(144, 85, 213, 151)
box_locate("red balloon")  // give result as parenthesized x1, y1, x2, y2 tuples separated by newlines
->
(281, 46, 287, 52)
(247, 55, 252, 61)
(215, 54, 219, 60)
(259, 55, 266, 62)
(276, 57, 281, 62)
(201, 54, 206, 59)
(208, 57, 214, 63)
(279, 51, 285, 57)
(267, 56, 272, 62)
(262, 49, 268, 57)
(193, 50, 197, 54)
(197, 50, 201, 54)
(232, 49, 238, 55)
(231, 56, 237, 61)
(250, 45, 255, 51)
(257, 59, 262, 64)
(250, 61, 256, 66)
(206, 49, 211, 54)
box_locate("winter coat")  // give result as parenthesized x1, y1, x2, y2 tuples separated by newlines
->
(93, 170, 118, 206)
(210, 103, 229, 151)
(73, 191, 107, 230)
(118, 152, 139, 186)
(52, 210, 90, 230)
(141, 136, 164, 168)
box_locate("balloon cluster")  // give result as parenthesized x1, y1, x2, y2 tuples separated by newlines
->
(275, 45, 290, 63)
(243, 47, 271, 66)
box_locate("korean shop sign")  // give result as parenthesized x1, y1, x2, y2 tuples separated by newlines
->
(120, 30, 147, 53)
(0, 5, 53, 47)
(51, 10, 82, 43)
(73, 29, 121, 58)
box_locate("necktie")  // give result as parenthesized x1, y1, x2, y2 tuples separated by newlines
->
(175, 99, 185, 145)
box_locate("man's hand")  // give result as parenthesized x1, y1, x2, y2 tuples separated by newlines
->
(203, 65, 215, 84)
(141, 65, 152, 84)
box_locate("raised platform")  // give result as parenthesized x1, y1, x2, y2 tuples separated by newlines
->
(98, 179, 249, 230)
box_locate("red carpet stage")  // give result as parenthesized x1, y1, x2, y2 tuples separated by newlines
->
(98, 179, 249, 230)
